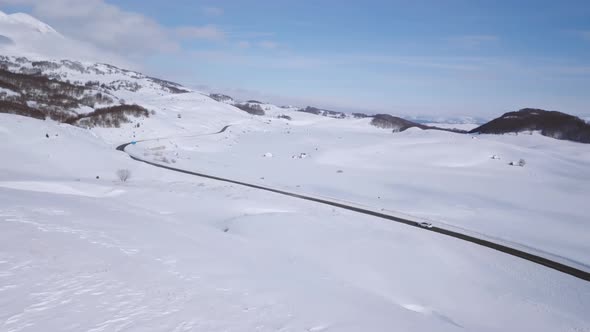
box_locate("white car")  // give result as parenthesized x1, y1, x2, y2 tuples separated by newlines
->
(418, 222, 433, 229)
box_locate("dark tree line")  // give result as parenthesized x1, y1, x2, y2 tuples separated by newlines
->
(71, 104, 150, 128)
(0, 100, 46, 120)
(0, 67, 149, 126)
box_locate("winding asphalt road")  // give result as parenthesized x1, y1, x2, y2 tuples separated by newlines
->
(117, 125, 590, 282)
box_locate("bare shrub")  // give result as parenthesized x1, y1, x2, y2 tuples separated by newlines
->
(116, 169, 131, 182)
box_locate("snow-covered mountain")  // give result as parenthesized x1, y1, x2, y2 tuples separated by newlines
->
(0, 10, 58, 35)
(0, 54, 198, 130)
(0, 9, 125, 64)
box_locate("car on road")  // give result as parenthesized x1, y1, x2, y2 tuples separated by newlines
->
(418, 222, 433, 229)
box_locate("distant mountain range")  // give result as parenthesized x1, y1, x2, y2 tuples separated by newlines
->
(403, 115, 489, 125)
(1, 54, 588, 143)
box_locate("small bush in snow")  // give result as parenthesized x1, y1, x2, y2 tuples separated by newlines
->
(508, 159, 526, 167)
(116, 169, 131, 182)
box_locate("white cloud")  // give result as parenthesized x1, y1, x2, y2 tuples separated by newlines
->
(175, 25, 225, 40)
(0, 0, 226, 57)
(4, 0, 177, 54)
(0, 6, 132, 66)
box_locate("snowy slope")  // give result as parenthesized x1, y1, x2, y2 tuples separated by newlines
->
(0, 11, 57, 34)
(0, 55, 191, 101)
(91, 91, 253, 144)
(2, 114, 590, 332)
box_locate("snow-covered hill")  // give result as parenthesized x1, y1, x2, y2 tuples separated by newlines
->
(0, 10, 124, 64)
(471, 108, 590, 143)
(1, 55, 190, 99)
(0, 10, 58, 36)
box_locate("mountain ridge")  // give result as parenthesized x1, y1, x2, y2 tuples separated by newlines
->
(470, 108, 590, 143)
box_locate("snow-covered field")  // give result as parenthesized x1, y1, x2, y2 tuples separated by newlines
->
(127, 108, 590, 268)
(1, 113, 590, 332)
(2, 8, 590, 331)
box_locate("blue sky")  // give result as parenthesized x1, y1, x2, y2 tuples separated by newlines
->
(3, 0, 590, 116)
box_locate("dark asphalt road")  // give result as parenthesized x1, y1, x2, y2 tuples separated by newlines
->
(117, 125, 590, 282)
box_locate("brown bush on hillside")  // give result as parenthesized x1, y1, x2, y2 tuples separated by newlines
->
(72, 104, 150, 128)
(0, 100, 46, 120)
(235, 103, 265, 116)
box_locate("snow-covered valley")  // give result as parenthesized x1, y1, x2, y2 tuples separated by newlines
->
(2, 114, 590, 332)
(1, 8, 590, 331)
(125, 105, 590, 268)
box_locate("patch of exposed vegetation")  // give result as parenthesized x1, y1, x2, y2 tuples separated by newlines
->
(235, 102, 265, 115)
(209, 93, 234, 103)
(0, 59, 152, 126)
(70, 104, 150, 128)
(298, 106, 346, 118)
(0, 100, 46, 120)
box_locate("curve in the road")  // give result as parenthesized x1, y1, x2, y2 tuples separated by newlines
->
(117, 126, 590, 283)
(116, 125, 232, 152)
